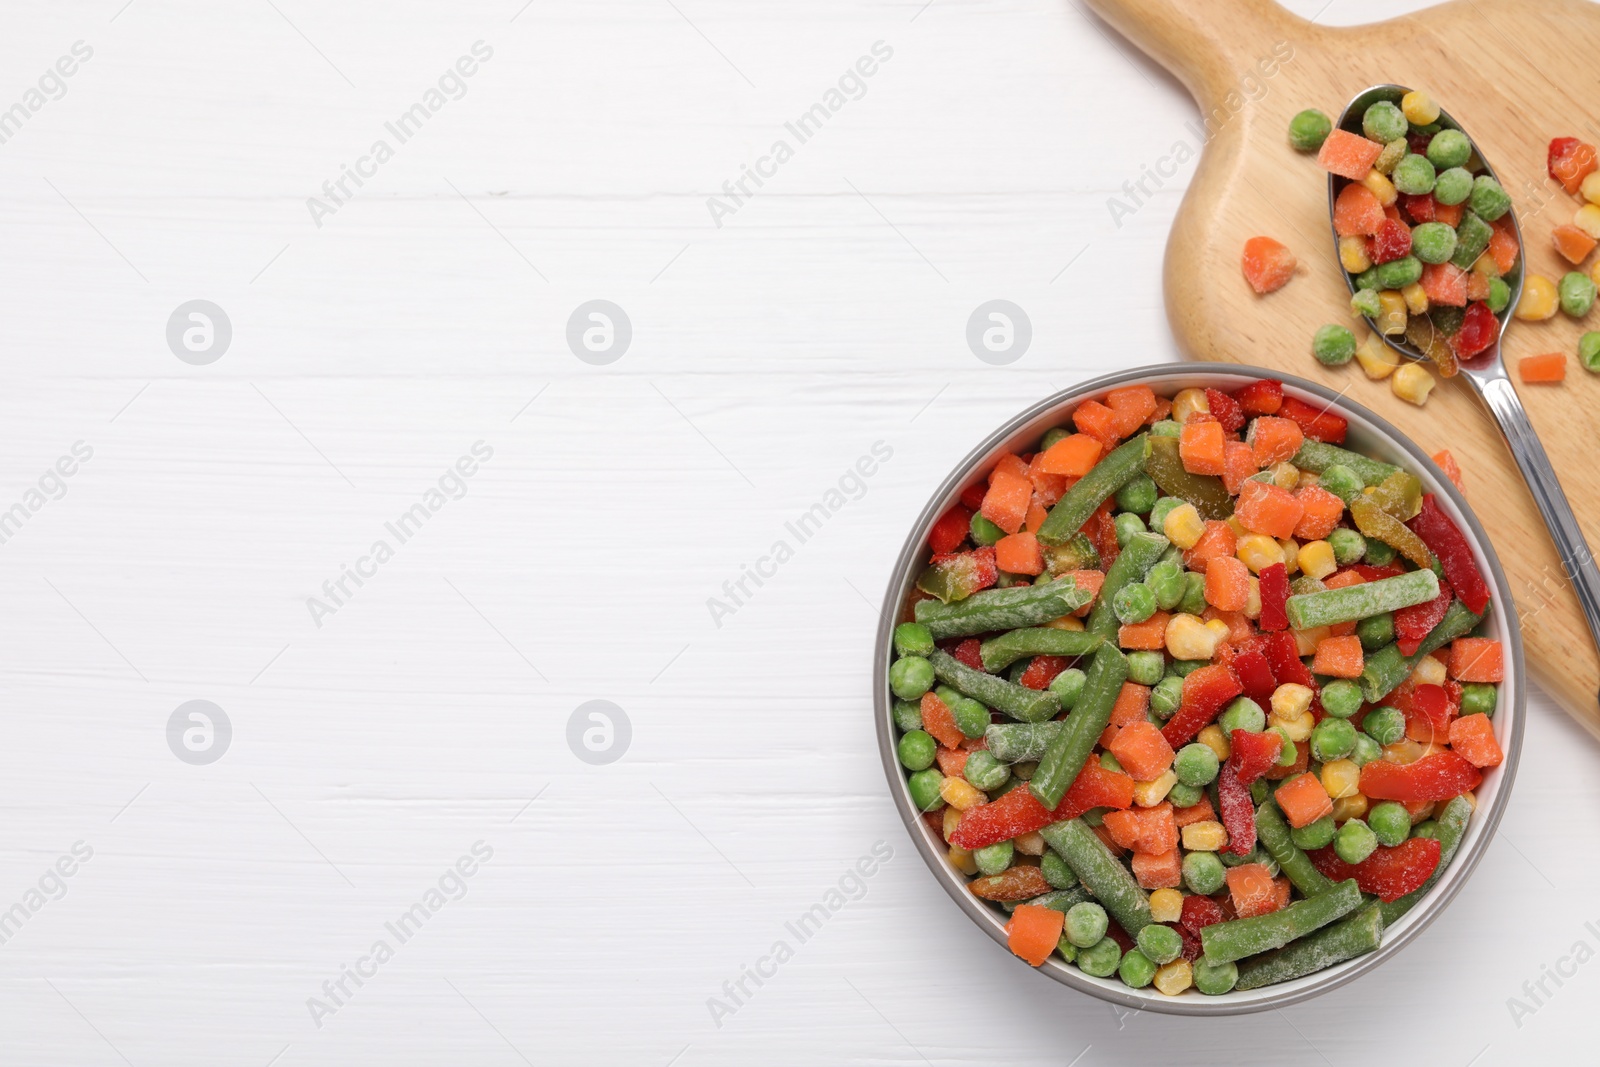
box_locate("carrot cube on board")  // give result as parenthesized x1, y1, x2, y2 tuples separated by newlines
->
(1318, 129, 1384, 180)
(1519, 353, 1567, 384)
(1432, 448, 1465, 492)
(1448, 713, 1504, 768)
(1179, 420, 1227, 476)
(1312, 634, 1365, 678)
(1241, 236, 1297, 294)
(995, 532, 1044, 576)
(1449, 638, 1505, 682)
(1234, 479, 1305, 539)
(1109, 720, 1176, 782)
(1131, 849, 1182, 890)
(1553, 224, 1597, 265)
(1035, 433, 1103, 477)
(1247, 415, 1304, 468)
(1333, 182, 1385, 236)
(1274, 772, 1334, 828)
(1205, 556, 1251, 613)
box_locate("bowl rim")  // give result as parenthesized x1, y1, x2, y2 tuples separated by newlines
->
(873, 363, 1525, 1015)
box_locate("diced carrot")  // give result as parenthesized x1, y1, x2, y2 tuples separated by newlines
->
(1333, 182, 1385, 236)
(1312, 634, 1364, 678)
(1241, 236, 1298, 294)
(1234, 479, 1304, 539)
(1272, 876, 1292, 912)
(1291, 485, 1345, 541)
(1025, 456, 1069, 507)
(1221, 441, 1260, 495)
(1553, 223, 1598, 265)
(1328, 620, 1358, 639)
(1102, 810, 1145, 850)
(1519, 353, 1567, 384)
(1098, 723, 1121, 749)
(1449, 638, 1505, 682)
(1093, 822, 1127, 856)
(1110, 681, 1152, 729)
(1432, 448, 1465, 492)
(1110, 720, 1176, 782)
(1173, 796, 1216, 827)
(980, 457, 1034, 535)
(1323, 569, 1366, 590)
(1006, 903, 1066, 966)
(1023, 501, 1051, 534)
(1247, 415, 1304, 468)
(1035, 433, 1103, 477)
(1065, 569, 1105, 617)
(1318, 129, 1384, 180)
(1205, 556, 1251, 613)
(1274, 772, 1334, 828)
(1203, 607, 1253, 645)
(1420, 262, 1468, 307)
(920, 692, 964, 749)
(1179, 420, 1227, 477)
(1225, 862, 1280, 917)
(1183, 520, 1238, 572)
(1265, 740, 1309, 781)
(1106, 385, 1158, 437)
(1551, 138, 1599, 194)
(1150, 396, 1173, 423)
(1487, 220, 1519, 275)
(1073, 400, 1123, 446)
(1448, 714, 1504, 768)
(1465, 272, 1491, 301)
(1139, 803, 1178, 854)
(1119, 611, 1171, 649)
(995, 531, 1044, 575)
(1131, 848, 1182, 890)
(1434, 200, 1464, 227)
(935, 746, 970, 777)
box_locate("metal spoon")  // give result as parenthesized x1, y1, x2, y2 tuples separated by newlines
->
(1332, 84, 1600, 694)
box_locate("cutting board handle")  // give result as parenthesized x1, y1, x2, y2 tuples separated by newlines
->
(1081, 0, 1321, 110)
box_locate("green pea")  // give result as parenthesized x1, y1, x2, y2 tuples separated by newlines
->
(1169, 658, 1207, 678)
(1350, 289, 1382, 319)
(1334, 818, 1379, 864)
(1311, 717, 1356, 762)
(1113, 582, 1158, 625)
(1468, 175, 1511, 221)
(893, 622, 934, 657)
(1318, 464, 1364, 504)
(1580, 332, 1600, 373)
(1064, 901, 1109, 948)
(1368, 800, 1411, 847)
(1193, 955, 1239, 995)
(963, 749, 1009, 790)
(1076, 935, 1122, 978)
(1349, 732, 1383, 767)
(1353, 265, 1383, 291)
(1148, 496, 1185, 532)
(1183, 850, 1226, 895)
(892, 699, 922, 732)
(1118, 947, 1157, 988)
(1374, 137, 1408, 175)
(1056, 934, 1078, 962)
(1362, 705, 1405, 746)
(1289, 574, 1326, 597)
(1136, 923, 1183, 966)
(1319, 679, 1363, 719)
(1412, 819, 1440, 840)
(1150, 419, 1183, 439)
(1127, 650, 1165, 686)
(1392, 153, 1436, 195)
(907, 768, 944, 812)
(1151, 675, 1184, 720)
(1560, 271, 1596, 318)
(1486, 276, 1512, 315)
(1328, 528, 1366, 566)
(1116, 474, 1159, 515)
(1170, 742, 1218, 788)
(1040, 427, 1072, 450)
(1050, 668, 1087, 709)
(1166, 781, 1203, 808)
(952, 697, 990, 739)
(1363, 536, 1397, 566)
(1432, 166, 1473, 206)
(1042, 849, 1077, 889)
(1145, 559, 1186, 612)
(1179, 572, 1208, 615)
(1288, 108, 1333, 151)
(1460, 682, 1498, 717)
(1011, 760, 1037, 781)
(1374, 255, 1423, 290)
(1410, 221, 1458, 265)
(1356, 611, 1395, 650)
(1362, 100, 1408, 143)
(1114, 511, 1148, 547)
(1219, 697, 1267, 735)
(889, 656, 934, 700)
(969, 513, 1006, 546)
(1425, 128, 1472, 170)
(1270, 726, 1298, 766)
(1290, 814, 1337, 850)
(1312, 324, 1358, 366)
(897, 729, 936, 771)
(974, 841, 1013, 876)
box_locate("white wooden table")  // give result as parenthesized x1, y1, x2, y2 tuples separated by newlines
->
(1, 0, 1594, 1062)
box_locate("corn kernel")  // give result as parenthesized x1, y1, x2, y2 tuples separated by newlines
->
(948, 845, 977, 875)
(1361, 168, 1398, 207)
(1409, 653, 1448, 687)
(1296, 539, 1338, 580)
(1383, 739, 1425, 764)
(1162, 502, 1205, 550)
(1272, 708, 1315, 742)
(940, 776, 987, 811)
(1583, 170, 1600, 206)
(1330, 793, 1368, 823)
(1418, 742, 1449, 760)
(1165, 612, 1220, 660)
(1224, 514, 1248, 539)
(1321, 758, 1361, 799)
(1355, 332, 1401, 380)
(1271, 682, 1314, 720)
(1461, 790, 1477, 811)
(1270, 461, 1300, 490)
(1014, 830, 1046, 856)
(1150, 888, 1184, 923)
(1181, 820, 1230, 852)
(1171, 387, 1210, 424)
(1279, 539, 1300, 574)
(1391, 362, 1435, 406)
(1339, 233, 1372, 273)
(1245, 574, 1261, 619)
(1516, 274, 1559, 321)
(1236, 533, 1286, 574)
(1132, 769, 1178, 807)
(1592, 257, 1600, 290)
(1205, 618, 1232, 643)
(1376, 290, 1408, 335)
(1400, 281, 1429, 315)
(1469, 250, 1501, 279)
(1575, 204, 1600, 241)
(1045, 614, 1086, 631)
(1293, 624, 1331, 657)
(943, 805, 963, 842)
(1154, 959, 1194, 996)
(1401, 89, 1439, 125)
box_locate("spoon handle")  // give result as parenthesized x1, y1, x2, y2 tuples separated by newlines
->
(1470, 371, 1600, 673)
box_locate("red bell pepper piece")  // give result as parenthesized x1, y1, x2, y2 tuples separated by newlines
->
(1227, 728, 1283, 785)
(1451, 300, 1497, 358)
(1369, 218, 1412, 264)
(1351, 562, 1405, 582)
(1231, 378, 1283, 417)
(1019, 655, 1069, 691)
(1258, 562, 1290, 631)
(1393, 578, 1453, 656)
(1204, 388, 1245, 432)
(1278, 396, 1348, 444)
(1359, 750, 1482, 803)
(1407, 494, 1492, 614)
(1216, 764, 1256, 856)
(1259, 630, 1314, 687)
(952, 638, 985, 671)
(1400, 192, 1436, 223)
(1084, 501, 1120, 568)
(959, 481, 988, 512)
(1231, 644, 1277, 704)
(1174, 921, 1203, 961)
(929, 504, 972, 555)
(1161, 664, 1244, 747)
(949, 762, 1135, 850)
(1403, 683, 1454, 744)
(1308, 837, 1441, 902)
(1179, 892, 1227, 935)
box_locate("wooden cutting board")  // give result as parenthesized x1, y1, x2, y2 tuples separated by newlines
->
(1082, 0, 1600, 735)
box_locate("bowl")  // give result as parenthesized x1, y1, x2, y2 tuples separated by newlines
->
(874, 364, 1524, 1014)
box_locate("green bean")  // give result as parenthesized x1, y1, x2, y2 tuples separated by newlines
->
(1146, 435, 1234, 520)
(914, 579, 1094, 640)
(1285, 568, 1439, 629)
(928, 650, 1060, 723)
(1200, 879, 1362, 964)
(979, 628, 1104, 671)
(1290, 439, 1400, 487)
(1002, 885, 1094, 914)
(1038, 434, 1152, 546)
(1234, 902, 1384, 990)
(984, 722, 1063, 763)
(1255, 801, 1335, 897)
(1359, 599, 1485, 702)
(1086, 531, 1170, 639)
(1030, 644, 1130, 808)
(1040, 818, 1152, 937)
(1379, 795, 1473, 925)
